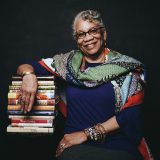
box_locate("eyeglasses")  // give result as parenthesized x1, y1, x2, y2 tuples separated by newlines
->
(76, 27, 104, 39)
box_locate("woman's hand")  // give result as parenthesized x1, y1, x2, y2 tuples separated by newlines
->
(56, 131, 87, 157)
(20, 74, 38, 113)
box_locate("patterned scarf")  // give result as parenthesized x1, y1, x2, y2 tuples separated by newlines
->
(51, 49, 143, 87)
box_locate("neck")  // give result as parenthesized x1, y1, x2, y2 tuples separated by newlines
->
(84, 51, 105, 63)
(80, 48, 109, 72)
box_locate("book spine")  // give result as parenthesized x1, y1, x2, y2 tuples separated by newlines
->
(38, 85, 56, 90)
(9, 90, 21, 93)
(7, 126, 54, 133)
(37, 90, 55, 93)
(11, 119, 53, 123)
(8, 105, 21, 110)
(36, 92, 55, 100)
(32, 105, 55, 111)
(11, 123, 53, 127)
(9, 115, 55, 119)
(35, 100, 55, 105)
(37, 85, 55, 90)
(12, 81, 54, 86)
(8, 110, 56, 116)
(12, 76, 55, 80)
(9, 85, 55, 90)
(9, 85, 21, 90)
(8, 105, 55, 111)
(8, 99, 57, 105)
(8, 99, 19, 105)
(8, 93, 21, 99)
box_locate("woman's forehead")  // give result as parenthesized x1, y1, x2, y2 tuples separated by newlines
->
(75, 19, 99, 32)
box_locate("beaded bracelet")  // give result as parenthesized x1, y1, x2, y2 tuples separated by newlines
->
(84, 124, 106, 142)
(95, 123, 106, 142)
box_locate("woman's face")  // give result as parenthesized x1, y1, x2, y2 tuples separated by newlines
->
(75, 18, 106, 56)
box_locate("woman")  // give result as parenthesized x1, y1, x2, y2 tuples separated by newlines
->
(17, 10, 153, 160)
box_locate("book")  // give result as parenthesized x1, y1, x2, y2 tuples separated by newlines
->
(12, 76, 55, 80)
(8, 105, 55, 111)
(7, 125, 54, 133)
(8, 92, 55, 99)
(11, 123, 53, 127)
(36, 92, 55, 100)
(9, 115, 55, 120)
(7, 110, 56, 116)
(8, 92, 21, 99)
(8, 99, 58, 105)
(8, 99, 19, 105)
(9, 85, 55, 90)
(12, 81, 54, 86)
(11, 119, 53, 123)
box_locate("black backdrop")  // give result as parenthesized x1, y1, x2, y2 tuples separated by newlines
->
(0, 0, 160, 159)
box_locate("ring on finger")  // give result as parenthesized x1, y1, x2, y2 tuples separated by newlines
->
(20, 100, 25, 105)
(24, 101, 29, 105)
(60, 143, 66, 150)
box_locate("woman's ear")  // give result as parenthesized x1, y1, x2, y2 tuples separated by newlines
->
(103, 30, 107, 41)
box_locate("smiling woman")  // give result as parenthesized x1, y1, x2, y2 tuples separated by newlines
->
(74, 11, 107, 62)
(16, 10, 153, 160)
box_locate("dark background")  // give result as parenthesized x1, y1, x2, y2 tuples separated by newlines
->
(0, 0, 159, 159)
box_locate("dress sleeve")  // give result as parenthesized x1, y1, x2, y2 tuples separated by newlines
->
(116, 104, 143, 145)
(27, 61, 53, 76)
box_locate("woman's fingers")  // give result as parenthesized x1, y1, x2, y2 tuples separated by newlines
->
(56, 141, 69, 157)
(20, 74, 38, 113)
(27, 92, 36, 112)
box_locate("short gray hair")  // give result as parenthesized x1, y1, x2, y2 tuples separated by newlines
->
(72, 10, 105, 38)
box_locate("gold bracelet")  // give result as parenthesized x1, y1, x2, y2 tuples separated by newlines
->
(95, 123, 107, 142)
(96, 123, 106, 135)
(22, 71, 35, 77)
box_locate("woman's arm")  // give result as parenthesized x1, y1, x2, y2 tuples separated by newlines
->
(56, 115, 119, 157)
(17, 64, 38, 113)
(56, 105, 142, 157)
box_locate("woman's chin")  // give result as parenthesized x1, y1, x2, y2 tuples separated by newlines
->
(82, 49, 99, 55)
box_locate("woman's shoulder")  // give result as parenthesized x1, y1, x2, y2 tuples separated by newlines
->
(108, 48, 143, 65)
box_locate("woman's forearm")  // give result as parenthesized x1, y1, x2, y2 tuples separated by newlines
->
(101, 116, 120, 134)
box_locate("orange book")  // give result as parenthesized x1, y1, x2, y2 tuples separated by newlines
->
(8, 105, 55, 111)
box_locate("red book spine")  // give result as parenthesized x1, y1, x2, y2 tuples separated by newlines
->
(11, 119, 53, 123)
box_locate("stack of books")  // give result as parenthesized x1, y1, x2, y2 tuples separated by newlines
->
(7, 75, 59, 134)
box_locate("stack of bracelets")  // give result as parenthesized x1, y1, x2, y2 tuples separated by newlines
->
(84, 123, 106, 142)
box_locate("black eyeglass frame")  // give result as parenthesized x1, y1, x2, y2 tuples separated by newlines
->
(75, 26, 104, 39)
